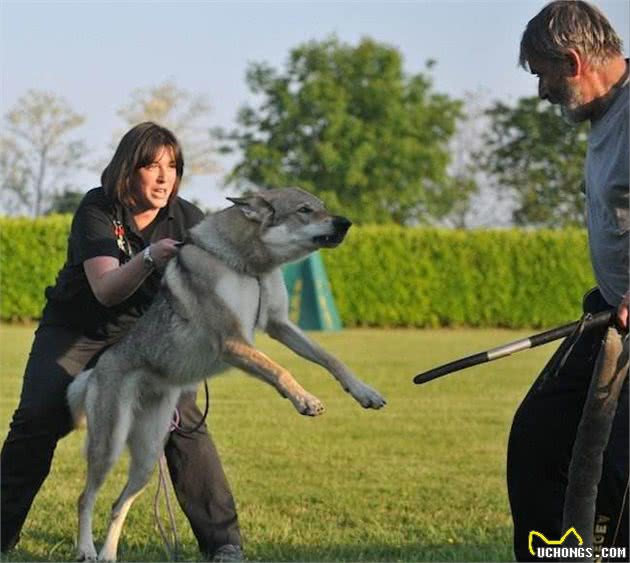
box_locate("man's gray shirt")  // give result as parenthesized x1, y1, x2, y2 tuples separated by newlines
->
(585, 73, 629, 307)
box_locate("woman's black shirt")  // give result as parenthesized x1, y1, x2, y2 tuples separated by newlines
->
(42, 187, 204, 342)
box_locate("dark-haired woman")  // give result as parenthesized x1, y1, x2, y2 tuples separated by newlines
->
(0, 122, 242, 562)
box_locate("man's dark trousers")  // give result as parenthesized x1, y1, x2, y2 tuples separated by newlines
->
(507, 289, 629, 561)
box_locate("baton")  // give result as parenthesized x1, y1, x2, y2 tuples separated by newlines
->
(413, 309, 614, 385)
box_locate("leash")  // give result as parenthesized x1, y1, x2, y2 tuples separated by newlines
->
(155, 455, 180, 561)
(152, 247, 261, 559)
(153, 380, 211, 561)
(413, 309, 614, 385)
(170, 380, 210, 435)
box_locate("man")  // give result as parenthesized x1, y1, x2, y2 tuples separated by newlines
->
(507, 1, 629, 561)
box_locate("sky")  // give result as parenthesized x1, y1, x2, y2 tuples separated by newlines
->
(2, 0, 629, 213)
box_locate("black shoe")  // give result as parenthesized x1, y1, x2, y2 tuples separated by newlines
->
(211, 544, 244, 562)
(1, 532, 20, 554)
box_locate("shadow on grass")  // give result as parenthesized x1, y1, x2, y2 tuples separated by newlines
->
(244, 539, 514, 562)
(1, 535, 514, 562)
(0, 528, 74, 562)
(1, 530, 201, 563)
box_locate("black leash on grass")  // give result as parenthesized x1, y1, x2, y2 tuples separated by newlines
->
(170, 380, 210, 436)
(412, 309, 614, 385)
(154, 379, 211, 561)
(155, 456, 180, 561)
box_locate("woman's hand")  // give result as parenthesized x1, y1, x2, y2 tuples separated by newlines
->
(147, 238, 181, 270)
(84, 239, 181, 307)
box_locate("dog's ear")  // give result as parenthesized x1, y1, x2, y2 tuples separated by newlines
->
(227, 194, 274, 223)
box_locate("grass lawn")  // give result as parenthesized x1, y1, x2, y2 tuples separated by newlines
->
(0, 324, 556, 562)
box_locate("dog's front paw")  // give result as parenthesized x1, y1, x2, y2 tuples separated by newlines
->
(293, 393, 325, 416)
(77, 547, 98, 562)
(348, 382, 386, 409)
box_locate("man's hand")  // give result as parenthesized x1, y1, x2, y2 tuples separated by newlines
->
(617, 291, 629, 331)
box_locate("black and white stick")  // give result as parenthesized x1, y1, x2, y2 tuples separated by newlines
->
(413, 310, 614, 385)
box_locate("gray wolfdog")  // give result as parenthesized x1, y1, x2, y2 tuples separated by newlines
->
(67, 187, 386, 561)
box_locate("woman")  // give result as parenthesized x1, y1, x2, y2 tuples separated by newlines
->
(0, 122, 243, 562)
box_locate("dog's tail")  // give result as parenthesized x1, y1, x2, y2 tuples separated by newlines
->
(67, 369, 92, 428)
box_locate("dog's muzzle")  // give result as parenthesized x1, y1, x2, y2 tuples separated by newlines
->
(312, 216, 352, 248)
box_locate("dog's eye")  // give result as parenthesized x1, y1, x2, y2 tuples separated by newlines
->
(297, 206, 312, 214)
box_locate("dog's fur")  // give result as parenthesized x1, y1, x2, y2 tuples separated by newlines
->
(67, 187, 386, 561)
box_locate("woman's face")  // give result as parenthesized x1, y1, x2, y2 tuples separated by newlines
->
(134, 145, 177, 211)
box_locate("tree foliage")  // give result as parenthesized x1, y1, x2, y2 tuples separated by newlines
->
(443, 90, 489, 228)
(219, 37, 463, 224)
(45, 189, 84, 215)
(480, 97, 588, 227)
(0, 90, 87, 216)
(116, 81, 218, 179)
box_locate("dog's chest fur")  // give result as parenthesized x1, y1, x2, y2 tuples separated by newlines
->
(168, 245, 271, 346)
(214, 270, 264, 341)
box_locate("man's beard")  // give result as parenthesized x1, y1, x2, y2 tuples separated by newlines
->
(558, 80, 590, 124)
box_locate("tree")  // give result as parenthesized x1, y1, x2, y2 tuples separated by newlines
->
(480, 97, 588, 227)
(218, 37, 462, 225)
(116, 81, 218, 180)
(0, 90, 88, 216)
(442, 89, 488, 228)
(45, 189, 84, 215)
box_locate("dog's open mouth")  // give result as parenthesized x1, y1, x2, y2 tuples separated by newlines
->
(312, 217, 351, 248)
(312, 233, 345, 247)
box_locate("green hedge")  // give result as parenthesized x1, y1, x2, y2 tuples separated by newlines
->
(1, 215, 71, 321)
(0, 217, 594, 327)
(322, 226, 593, 328)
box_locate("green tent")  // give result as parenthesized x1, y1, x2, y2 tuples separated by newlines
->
(282, 252, 342, 331)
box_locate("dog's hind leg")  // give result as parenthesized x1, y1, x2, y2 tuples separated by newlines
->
(98, 389, 179, 562)
(77, 459, 109, 561)
(77, 387, 133, 561)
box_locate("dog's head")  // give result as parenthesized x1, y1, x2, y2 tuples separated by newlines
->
(227, 187, 352, 263)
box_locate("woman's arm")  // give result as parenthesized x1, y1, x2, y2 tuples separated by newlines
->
(84, 238, 180, 307)
(617, 290, 629, 331)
